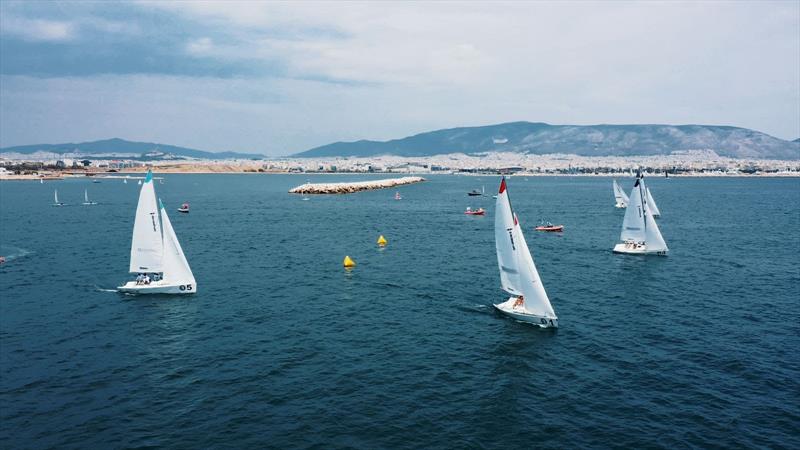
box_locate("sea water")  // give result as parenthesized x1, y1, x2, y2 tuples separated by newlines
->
(1, 175, 798, 448)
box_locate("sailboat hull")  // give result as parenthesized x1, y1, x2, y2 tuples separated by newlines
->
(612, 242, 668, 256)
(493, 297, 558, 328)
(117, 281, 197, 295)
(614, 202, 627, 209)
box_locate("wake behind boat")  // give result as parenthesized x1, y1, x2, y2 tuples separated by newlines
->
(613, 174, 668, 256)
(118, 170, 196, 294)
(493, 177, 558, 328)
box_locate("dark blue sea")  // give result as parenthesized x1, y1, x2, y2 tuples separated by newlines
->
(1, 174, 798, 449)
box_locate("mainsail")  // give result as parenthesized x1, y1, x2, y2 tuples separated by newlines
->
(495, 178, 556, 318)
(129, 171, 164, 273)
(620, 178, 647, 243)
(495, 179, 521, 295)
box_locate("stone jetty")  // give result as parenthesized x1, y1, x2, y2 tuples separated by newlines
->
(289, 176, 425, 194)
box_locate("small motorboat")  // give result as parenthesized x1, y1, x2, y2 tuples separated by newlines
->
(467, 186, 485, 196)
(177, 202, 190, 213)
(535, 221, 563, 232)
(0, 256, 5, 264)
(465, 207, 485, 216)
(395, 192, 402, 200)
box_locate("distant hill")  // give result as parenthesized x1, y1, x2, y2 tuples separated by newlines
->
(296, 122, 800, 160)
(0, 138, 263, 160)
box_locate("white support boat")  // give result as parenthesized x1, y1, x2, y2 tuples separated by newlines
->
(118, 170, 196, 294)
(493, 177, 559, 328)
(613, 175, 668, 256)
(53, 189, 64, 206)
(613, 179, 629, 208)
(82, 189, 97, 205)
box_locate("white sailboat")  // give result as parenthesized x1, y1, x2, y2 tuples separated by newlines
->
(613, 174, 668, 256)
(644, 185, 661, 217)
(613, 179, 629, 208)
(118, 170, 196, 294)
(53, 189, 64, 206)
(123, 177, 128, 184)
(82, 189, 97, 205)
(493, 177, 558, 328)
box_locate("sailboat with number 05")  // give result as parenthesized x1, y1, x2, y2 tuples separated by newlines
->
(118, 170, 196, 294)
(493, 177, 558, 328)
(613, 174, 668, 256)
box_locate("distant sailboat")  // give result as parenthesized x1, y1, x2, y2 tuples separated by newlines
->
(137, 179, 142, 185)
(613, 174, 668, 256)
(53, 189, 64, 206)
(82, 189, 97, 205)
(123, 177, 128, 184)
(613, 179, 629, 208)
(493, 177, 558, 328)
(117, 170, 196, 294)
(40, 178, 44, 184)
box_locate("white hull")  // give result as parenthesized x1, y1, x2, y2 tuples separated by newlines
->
(117, 280, 197, 294)
(493, 297, 558, 328)
(613, 242, 668, 256)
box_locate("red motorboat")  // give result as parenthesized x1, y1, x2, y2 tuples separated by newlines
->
(465, 207, 485, 216)
(535, 221, 563, 232)
(177, 202, 190, 213)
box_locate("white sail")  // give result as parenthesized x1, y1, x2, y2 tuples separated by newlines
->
(645, 186, 661, 217)
(129, 171, 163, 273)
(613, 179, 629, 206)
(495, 179, 522, 295)
(54, 190, 59, 204)
(620, 179, 647, 243)
(643, 201, 668, 251)
(84, 189, 89, 203)
(512, 214, 556, 318)
(159, 200, 195, 286)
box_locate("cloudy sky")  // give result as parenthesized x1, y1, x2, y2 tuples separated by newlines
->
(1, 1, 798, 155)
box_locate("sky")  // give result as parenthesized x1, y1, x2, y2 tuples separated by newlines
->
(1, 1, 798, 156)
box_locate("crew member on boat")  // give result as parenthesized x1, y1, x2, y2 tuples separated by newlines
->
(513, 295, 525, 308)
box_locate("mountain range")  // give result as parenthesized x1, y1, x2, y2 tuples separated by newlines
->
(296, 122, 799, 160)
(0, 138, 263, 160)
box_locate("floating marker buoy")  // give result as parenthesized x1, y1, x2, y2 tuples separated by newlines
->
(343, 255, 356, 267)
(377, 235, 387, 247)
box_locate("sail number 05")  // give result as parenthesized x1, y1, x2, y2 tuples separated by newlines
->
(179, 284, 193, 291)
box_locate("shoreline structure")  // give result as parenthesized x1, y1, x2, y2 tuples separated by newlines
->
(289, 176, 425, 194)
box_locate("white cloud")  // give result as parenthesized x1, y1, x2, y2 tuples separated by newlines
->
(1, 16, 77, 42)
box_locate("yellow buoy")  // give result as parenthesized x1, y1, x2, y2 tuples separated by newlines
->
(343, 255, 356, 267)
(377, 235, 388, 247)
